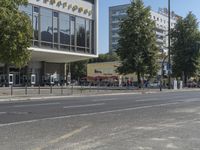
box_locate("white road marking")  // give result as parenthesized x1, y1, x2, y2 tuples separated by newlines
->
(136, 97, 200, 102)
(136, 98, 160, 102)
(93, 98, 118, 102)
(33, 125, 89, 150)
(63, 103, 105, 109)
(8, 112, 29, 115)
(13, 102, 60, 108)
(0, 112, 6, 115)
(0, 102, 179, 127)
(181, 98, 200, 102)
(166, 143, 178, 149)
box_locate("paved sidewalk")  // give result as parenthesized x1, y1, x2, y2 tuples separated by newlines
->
(0, 87, 199, 102)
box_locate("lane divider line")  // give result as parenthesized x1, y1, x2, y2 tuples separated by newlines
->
(13, 102, 61, 108)
(0, 112, 6, 115)
(63, 103, 105, 109)
(0, 102, 179, 127)
(93, 98, 118, 102)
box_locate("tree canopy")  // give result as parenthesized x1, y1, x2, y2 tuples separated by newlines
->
(0, 0, 28, 10)
(117, 0, 159, 84)
(171, 12, 200, 82)
(70, 60, 88, 81)
(0, 0, 32, 69)
(89, 52, 120, 63)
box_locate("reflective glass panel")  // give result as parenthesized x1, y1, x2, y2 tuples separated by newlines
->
(70, 16, 75, 51)
(60, 13, 70, 47)
(40, 8, 53, 47)
(33, 7, 39, 43)
(53, 12, 59, 44)
(76, 17, 86, 51)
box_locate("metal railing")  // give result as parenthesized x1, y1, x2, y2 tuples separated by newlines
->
(0, 84, 144, 97)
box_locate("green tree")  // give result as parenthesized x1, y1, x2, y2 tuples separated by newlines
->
(89, 52, 120, 63)
(171, 12, 200, 84)
(0, 0, 32, 85)
(0, 0, 28, 10)
(117, 0, 158, 86)
(70, 60, 88, 81)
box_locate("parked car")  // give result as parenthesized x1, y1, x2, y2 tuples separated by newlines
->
(148, 81, 160, 88)
(187, 81, 197, 88)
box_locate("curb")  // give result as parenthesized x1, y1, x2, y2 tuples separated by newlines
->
(0, 89, 199, 102)
(0, 91, 153, 102)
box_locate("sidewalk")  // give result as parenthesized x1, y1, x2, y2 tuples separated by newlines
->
(0, 87, 199, 103)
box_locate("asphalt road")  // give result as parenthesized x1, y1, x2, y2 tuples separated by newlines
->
(1, 91, 200, 150)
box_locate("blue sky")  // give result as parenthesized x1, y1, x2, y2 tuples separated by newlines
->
(98, 0, 200, 54)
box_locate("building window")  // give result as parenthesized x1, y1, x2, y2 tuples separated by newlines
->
(76, 17, 86, 52)
(112, 23, 119, 28)
(40, 8, 53, 48)
(86, 20, 90, 53)
(70, 16, 75, 51)
(33, 7, 39, 46)
(59, 13, 70, 50)
(53, 12, 59, 49)
(91, 20, 95, 54)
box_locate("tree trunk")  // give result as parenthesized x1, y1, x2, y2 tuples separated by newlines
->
(137, 71, 141, 88)
(5, 63, 10, 87)
(184, 72, 188, 87)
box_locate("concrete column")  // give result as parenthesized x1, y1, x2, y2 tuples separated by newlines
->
(64, 63, 67, 86)
(41, 61, 46, 85)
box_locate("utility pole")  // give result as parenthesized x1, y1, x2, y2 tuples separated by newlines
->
(168, 0, 171, 89)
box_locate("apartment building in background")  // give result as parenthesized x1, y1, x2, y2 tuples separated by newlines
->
(0, 0, 98, 86)
(109, 4, 179, 54)
(109, 4, 180, 76)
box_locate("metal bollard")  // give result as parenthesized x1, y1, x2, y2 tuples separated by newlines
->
(71, 84, 73, 95)
(81, 85, 83, 94)
(61, 85, 63, 95)
(25, 85, 28, 95)
(38, 85, 41, 95)
(50, 85, 53, 94)
(11, 85, 13, 96)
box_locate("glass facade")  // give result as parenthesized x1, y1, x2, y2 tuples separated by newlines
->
(33, 7, 39, 46)
(70, 16, 76, 51)
(53, 12, 59, 49)
(76, 17, 86, 52)
(19, 4, 96, 55)
(82, 0, 94, 4)
(60, 13, 70, 50)
(40, 8, 53, 48)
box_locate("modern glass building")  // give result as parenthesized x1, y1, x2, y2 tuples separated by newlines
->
(0, 0, 98, 86)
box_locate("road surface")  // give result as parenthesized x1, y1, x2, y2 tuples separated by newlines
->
(1, 91, 200, 149)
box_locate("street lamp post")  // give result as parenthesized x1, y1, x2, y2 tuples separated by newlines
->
(160, 54, 168, 91)
(168, 0, 171, 89)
